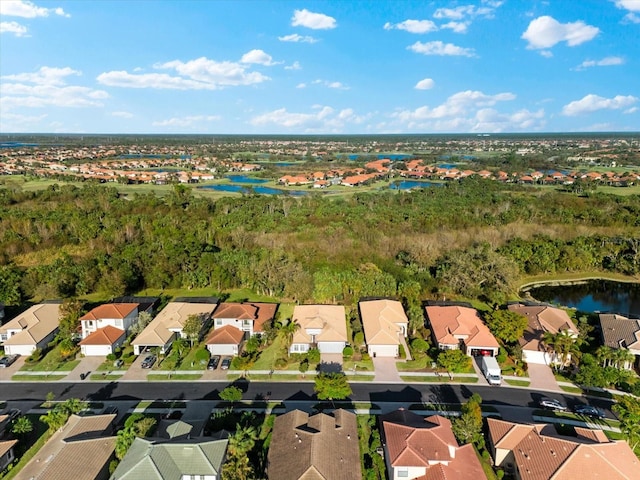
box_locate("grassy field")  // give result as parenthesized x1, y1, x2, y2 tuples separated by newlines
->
(19, 346, 80, 372)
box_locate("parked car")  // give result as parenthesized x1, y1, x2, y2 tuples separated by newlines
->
(0, 354, 19, 368)
(221, 357, 232, 370)
(573, 404, 606, 418)
(539, 397, 567, 411)
(103, 405, 118, 415)
(141, 355, 156, 369)
(207, 355, 221, 370)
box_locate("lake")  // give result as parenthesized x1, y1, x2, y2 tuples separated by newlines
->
(525, 279, 640, 317)
(200, 184, 308, 196)
(389, 180, 439, 190)
(225, 175, 268, 184)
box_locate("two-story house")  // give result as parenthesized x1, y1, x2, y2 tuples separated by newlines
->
(79, 303, 139, 356)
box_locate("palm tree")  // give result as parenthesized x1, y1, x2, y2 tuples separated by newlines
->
(612, 348, 636, 370)
(228, 424, 258, 457)
(542, 330, 576, 369)
(279, 320, 300, 357)
(222, 454, 253, 480)
(11, 416, 33, 438)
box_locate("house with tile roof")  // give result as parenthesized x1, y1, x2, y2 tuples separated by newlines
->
(360, 299, 409, 358)
(487, 417, 639, 480)
(111, 434, 228, 480)
(17, 414, 117, 480)
(0, 439, 17, 472)
(380, 409, 486, 480)
(507, 303, 578, 365)
(80, 303, 139, 340)
(205, 324, 245, 356)
(0, 302, 61, 356)
(211, 302, 278, 337)
(267, 409, 361, 480)
(425, 305, 500, 357)
(290, 305, 348, 354)
(132, 301, 217, 355)
(598, 313, 640, 369)
(79, 325, 126, 356)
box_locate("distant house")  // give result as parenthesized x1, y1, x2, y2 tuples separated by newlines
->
(598, 313, 640, 369)
(211, 302, 278, 337)
(0, 439, 17, 472)
(18, 414, 117, 480)
(132, 300, 217, 355)
(359, 299, 409, 358)
(507, 303, 579, 365)
(0, 302, 61, 356)
(205, 324, 245, 356)
(267, 409, 361, 480)
(487, 417, 639, 480)
(111, 435, 228, 480)
(380, 409, 486, 480)
(290, 305, 348, 354)
(425, 305, 500, 356)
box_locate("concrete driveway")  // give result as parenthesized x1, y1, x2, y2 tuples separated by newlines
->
(372, 357, 402, 383)
(66, 356, 106, 381)
(318, 353, 343, 373)
(120, 354, 153, 381)
(0, 355, 25, 381)
(526, 362, 561, 392)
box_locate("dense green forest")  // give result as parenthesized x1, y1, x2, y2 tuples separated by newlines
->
(0, 179, 639, 306)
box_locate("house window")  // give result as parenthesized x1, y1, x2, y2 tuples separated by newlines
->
(397, 468, 409, 477)
(216, 319, 222, 326)
(87, 321, 94, 328)
(0, 333, 6, 341)
(243, 319, 251, 327)
(115, 319, 123, 328)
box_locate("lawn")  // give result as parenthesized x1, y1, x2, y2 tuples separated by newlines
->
(175, 342, 210, 371)
(504, 379, 531, 387)
(20, 344, 81, 372)
(342, 358, 374, 372)
(396, 356, 434, 371)
(148, 373, 203, 381)
(11, 374, 67, 381)
(252, 336, 287, 370)
(402, 375, 479, 383)
(89, 373, 122, 381)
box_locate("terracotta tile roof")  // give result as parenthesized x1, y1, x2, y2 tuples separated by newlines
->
(268, 409, 361, 480)
(80, 303, 139, 321)
(212, 302, 277, 333)
(359, 300, 408, 346)
(508, 304, 578, 352)
(487, 418, 639, 480)
(205, 325, 244, 345)
(381, 410, 486, 480)
(425, 306, 499, 350)
(78, 325, 125, 346)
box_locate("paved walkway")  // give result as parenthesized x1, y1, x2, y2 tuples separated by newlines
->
(372, 357, 402, 383)
(527, 362, 562, 392)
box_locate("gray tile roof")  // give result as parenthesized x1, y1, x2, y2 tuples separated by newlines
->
(599, 314, 640, 349)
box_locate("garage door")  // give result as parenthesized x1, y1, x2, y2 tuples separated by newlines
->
(82, 345, 112, 356)
(4, 345, 35, 356)
(368, 344, 398, 358)
(318, 342, 345, 354)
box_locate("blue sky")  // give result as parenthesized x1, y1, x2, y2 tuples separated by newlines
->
(1, 0, 638, 134)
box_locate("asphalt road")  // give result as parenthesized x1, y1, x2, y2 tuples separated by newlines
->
(0, 381, 615, 414)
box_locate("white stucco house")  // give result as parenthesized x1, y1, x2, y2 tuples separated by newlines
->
(0, 303, 61, 356)
(205, 325, 245, 356)
(290, 305, 348, 354)
(359, 300, 409, 358)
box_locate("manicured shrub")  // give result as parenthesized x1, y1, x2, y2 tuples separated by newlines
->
(274, 357, 289, 369)
(342, 346, 354, 358)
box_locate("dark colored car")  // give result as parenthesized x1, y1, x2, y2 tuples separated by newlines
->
(207, 355, 220, 370)
(539, 397, 567, 411)
(574, 404, 606, 418)
(103, 405, 118, 415)
(141, 355, 156, 369)
(0, 354, 19, 368)
(221, 357, 232, 370)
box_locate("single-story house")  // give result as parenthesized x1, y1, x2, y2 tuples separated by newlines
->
(507, 303, 579, 365)
(205, 325, 245, 356)
(211, 302, 278, 337)
(487, 417, 639, 480)
(380, 409, 486, 480)
(425, 305, 500, 356)
(0, 440, 17, 472)
(132, 300, 217, 355)
(267, 409, 361, 480)
(598, 313, 640, 369)
(78, 325, 126, 356)
(80, 303, 139, 340)
(290, 305, 348, 354)
(17, 414, 117, 480)
(111, 435, 228, 480)
(359, 300, 409, 358)
(0, 302, 61, 356)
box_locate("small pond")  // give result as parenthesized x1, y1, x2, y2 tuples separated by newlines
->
(200, 184, 307, 196)
(225, 175, 268, 184)
(389, 180, 439, 190)
(524, 279, 640, 316)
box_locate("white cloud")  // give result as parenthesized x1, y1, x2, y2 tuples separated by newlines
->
(576, 56, 624, 69)
(291, 9, 336, 30)
(624, 12, 640, 22)
(0, 112, 47, 132)
(562, 94, 638, 115)
(2, 66, 80, 85)
(250, 105, 367, 132)
(433, 5, 476, 20)
(111, 111, 133, 118)
(240, 49, 277, 66)
(615, 1, 640, 22)
(415, 78, 435, 90)
(152, 115, 221, 127)
(311, 79, 350, 90)
(625, 106, 639, 114)
(521, 16, 599, 50)
(0, 21, 28, 36)
(0, 0, 69, 18)
(473, 108, 545, 132)
(278, 33, 318, 43)
(383, 19, 438, 33)
(408, 40, 475, 57)
(285, 61, 302, 70)
(296, 83, 306, 89)
(441, 21, 469, 33)
(98, 57, 270, 90)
